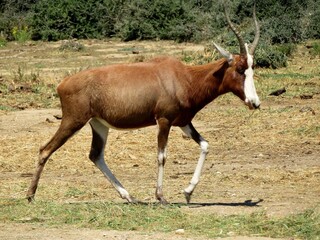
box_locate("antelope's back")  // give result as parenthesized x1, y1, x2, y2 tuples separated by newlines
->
(57, 57, 190, 129)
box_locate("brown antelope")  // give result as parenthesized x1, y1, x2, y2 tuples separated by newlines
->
(27, 2, 260, 204)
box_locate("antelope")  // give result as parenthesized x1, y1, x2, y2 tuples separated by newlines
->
(27, 2, 260, 204)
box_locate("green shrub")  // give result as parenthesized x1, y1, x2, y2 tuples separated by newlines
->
(0, 0, 34, 41)
(276, 43, 297, 57)
(255, 43, 288, 69)
(2, 0, 319, 46)
(256, 0, 320, 44)
(30, 0, 118, 41)
(0, 0, 319, 72)
(264, 16, 305, 44)
(306, 9, 320, 39)
(114, 0, 202, 42)
(0, 35, 7, 47)
(309, 42, 320, 56)
(12, 26, 32, 42)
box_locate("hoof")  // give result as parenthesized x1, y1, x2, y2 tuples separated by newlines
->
(126, 195, 140, 204)
(184, 191, 192, 204)
(159, 198, 169, 205)
(26, 195, 35, 203)
(155, 191, 169, 205)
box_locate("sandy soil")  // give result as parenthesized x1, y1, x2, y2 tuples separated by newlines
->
(0, 223, 287, 240)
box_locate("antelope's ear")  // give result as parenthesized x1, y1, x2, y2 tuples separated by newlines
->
(213, 43, 233, 65)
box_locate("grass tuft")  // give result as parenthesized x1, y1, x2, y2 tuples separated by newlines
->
(310, 42, 320, 56)
(59, 40, 85, 52)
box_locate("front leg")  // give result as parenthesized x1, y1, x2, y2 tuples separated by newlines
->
(180, 123, 209, 203)
(156, 118, 171, 204)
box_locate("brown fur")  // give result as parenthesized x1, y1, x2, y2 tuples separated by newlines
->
(57, 56, 246, 128)
(26, 54, 253, 203)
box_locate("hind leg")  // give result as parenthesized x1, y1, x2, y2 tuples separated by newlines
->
(27, 118, 85, 202)
(89, 118, 136, 203)
(155, 118, 171, 204)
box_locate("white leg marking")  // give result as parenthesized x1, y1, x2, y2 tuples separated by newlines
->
(156, 118, 170, 203)
(184, 140, 209, 194)
(244, 43, 260, 108)
(90, 118, 133, 202)
(156, 148, 167, 193)
(181, 124, 209, 196)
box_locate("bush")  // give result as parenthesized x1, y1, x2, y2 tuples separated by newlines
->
(0, 35, 7, 47)
(12, 26, 32, 42)
(255, 43, 290, 69)
(30, 0, 118, 40)
(114, 0, 202, 42)
(309, 42, 320, 56)
(0, 0, 34, 41)
(263, 16, 305, 44)
(1, 0, 319, 45)
(305, 9, 320, 39)
(0, 0, 319, 70)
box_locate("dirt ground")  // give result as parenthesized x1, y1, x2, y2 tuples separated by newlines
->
(0, 40, 319, 239)
(1, 102, 319, 239)
(0, 223, 287, 240)
(2, 107, 313, 239)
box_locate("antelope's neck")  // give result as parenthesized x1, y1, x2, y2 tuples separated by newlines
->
(186, 59, 227, 109)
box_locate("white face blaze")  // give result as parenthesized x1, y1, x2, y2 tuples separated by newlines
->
(244, 44, 260, 109)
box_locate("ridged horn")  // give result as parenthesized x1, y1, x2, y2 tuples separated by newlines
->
(223, 1, 246, 55)
(213, 42, 233, 63)
(249, 2, 260, 55)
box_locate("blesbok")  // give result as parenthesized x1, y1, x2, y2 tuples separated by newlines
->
(27, 2, 260, 204)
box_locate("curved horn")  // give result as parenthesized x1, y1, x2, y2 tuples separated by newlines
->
(223, 2, 246, 55)
(249, 2, 260, 55)
(213, 42, 233, 63)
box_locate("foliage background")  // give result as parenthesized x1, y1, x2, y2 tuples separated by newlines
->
(0, 0, 319, 68)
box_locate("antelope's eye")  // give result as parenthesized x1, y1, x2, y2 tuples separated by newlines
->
(237, 66, 245, 74)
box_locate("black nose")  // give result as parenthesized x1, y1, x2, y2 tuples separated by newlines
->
(253, 103, 260, 109)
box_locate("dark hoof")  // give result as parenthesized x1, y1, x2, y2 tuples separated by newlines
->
(184, 191, 192, 204)
(26, 195, 35, 203)
(159, 198, 169, 205)
(126, 196, 141, 204)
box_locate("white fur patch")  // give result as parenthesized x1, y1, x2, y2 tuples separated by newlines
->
(244, 44, 260, 108)
(158, 149, 167, 164)
(184, 140, 208, 194)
